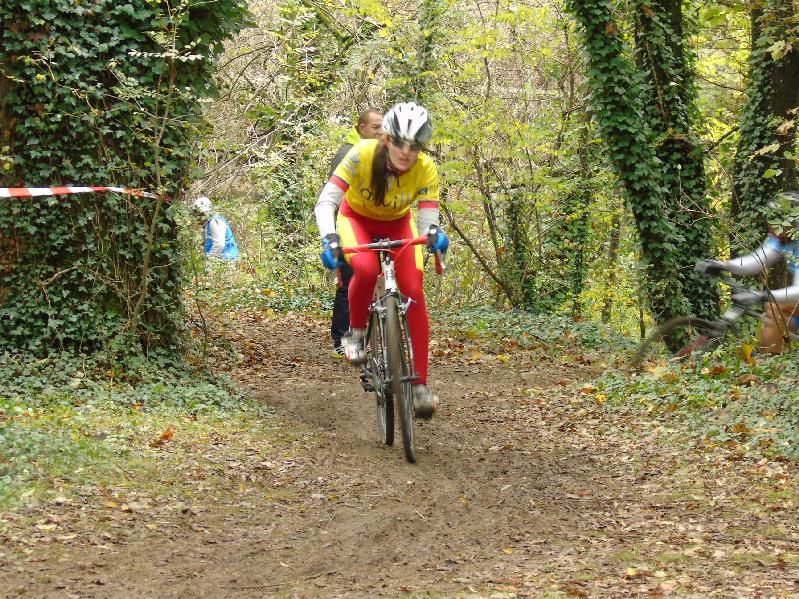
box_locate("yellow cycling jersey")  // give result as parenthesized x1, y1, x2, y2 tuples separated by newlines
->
(330, 139, 439, 221)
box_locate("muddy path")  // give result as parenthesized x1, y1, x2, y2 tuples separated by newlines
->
(2, 313, 799, 598)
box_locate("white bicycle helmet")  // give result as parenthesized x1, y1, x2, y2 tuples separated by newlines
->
(382, 102, 433, 144)
(191, 196, 212, 215)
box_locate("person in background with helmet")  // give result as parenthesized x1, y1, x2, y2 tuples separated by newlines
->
(191, 196, 239, 261)
(696, 190, 799, 353)
(313, 101, 449, 419)
(328, 108, 384, 356)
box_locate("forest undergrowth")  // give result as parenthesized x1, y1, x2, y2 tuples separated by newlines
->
(2, 277, 799, 597)
(3, 269, 799, 513)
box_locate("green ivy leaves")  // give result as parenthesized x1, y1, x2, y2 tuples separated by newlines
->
(0, 0, 250, 354)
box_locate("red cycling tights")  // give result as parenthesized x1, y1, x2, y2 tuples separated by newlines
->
(337, 201, 429, 384)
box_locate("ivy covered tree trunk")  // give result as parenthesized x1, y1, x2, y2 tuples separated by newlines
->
(568, 128, 593, 319)
(566, 0, 689, 323)
(634, 0, 718, 319)
(0, 68, 13, 309)
(0, 0, 248, 354)
(732, 0, 799, 255)
(502, 189, 537, 310)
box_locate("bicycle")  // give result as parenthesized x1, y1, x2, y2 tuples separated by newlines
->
(632, 272, 799, 368)
(339, 236, 444, 464)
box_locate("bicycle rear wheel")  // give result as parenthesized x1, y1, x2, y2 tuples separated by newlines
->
(366, 309, 394, 446)
(633, 316, 726, 368)
(385, 295, 416, 463)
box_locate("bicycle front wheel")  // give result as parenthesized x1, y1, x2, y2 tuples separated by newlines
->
(385, 295, 416, 463)
(366, 309, 394, 446)
(633, 316, 726, 368)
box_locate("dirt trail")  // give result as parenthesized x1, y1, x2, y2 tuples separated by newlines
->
(2, 313, 799, 597)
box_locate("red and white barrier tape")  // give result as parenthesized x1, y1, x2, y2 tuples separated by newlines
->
(0, 186, 159, 199)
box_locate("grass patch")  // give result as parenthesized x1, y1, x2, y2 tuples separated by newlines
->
(611, 548, 638, 563)
(434, 305, 632, 353)
(590, 349, 799, 460)
(766, 489, 796, 502)
(726, 525, 792, 540)
(0, 350, 290, 512)
(655, 552, 691, 564)
(727, 552, 782, 568)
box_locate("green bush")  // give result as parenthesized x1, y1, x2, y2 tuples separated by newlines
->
(0, 0, 250, 353)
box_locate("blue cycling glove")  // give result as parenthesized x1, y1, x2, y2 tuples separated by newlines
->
(426, 225, 449, 253)
(321, 233, 343, 270)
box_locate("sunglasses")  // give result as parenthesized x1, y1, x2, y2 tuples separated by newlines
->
(389, 136, 424, 152)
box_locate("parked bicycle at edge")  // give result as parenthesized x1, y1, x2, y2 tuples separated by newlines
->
(632, 271, 793, 366)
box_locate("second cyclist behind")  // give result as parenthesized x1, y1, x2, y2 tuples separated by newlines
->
(696, 191, 799, 354)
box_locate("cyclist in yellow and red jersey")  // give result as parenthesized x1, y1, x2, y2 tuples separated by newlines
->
(314, 102, 449, 419)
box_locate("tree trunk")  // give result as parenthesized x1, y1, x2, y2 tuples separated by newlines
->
(569, 123, 593, 319)
(0, 69, 15, 308)
(634, 0, 718, 320)
(601, 213, 621, 324)
(505, 189, 536, 310)
(566, 0, 689, 324)
(732, 0, 799, 255)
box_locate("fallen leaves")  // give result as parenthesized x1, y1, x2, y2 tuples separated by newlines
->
(6, 310, 799, 599)
(701, 365, 727, 377)
(149, 426, 174, 448)
(736, 374, 758, 387)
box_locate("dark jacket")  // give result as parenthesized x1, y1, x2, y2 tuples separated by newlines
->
(327, 127, 362, 177)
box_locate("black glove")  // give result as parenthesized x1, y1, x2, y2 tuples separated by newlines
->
(695, 259, 725, 275)
(731, 290, 766, 306)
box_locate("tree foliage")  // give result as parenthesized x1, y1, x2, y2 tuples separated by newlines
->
(0, 0, 249, 354)
(732, 0, 799, 254)
(10, 0, 790, 342)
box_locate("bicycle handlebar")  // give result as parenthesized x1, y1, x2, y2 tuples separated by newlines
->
(698, 270, 767, 308)
(698, 270, 757, 294)
(340, 236, 428, 254)
(340, 236, 446, 274)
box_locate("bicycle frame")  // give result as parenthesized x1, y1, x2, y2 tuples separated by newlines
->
(714, 303, 751, 337)
(693, 272, 799, 347)
(341, 237, 430, 386)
